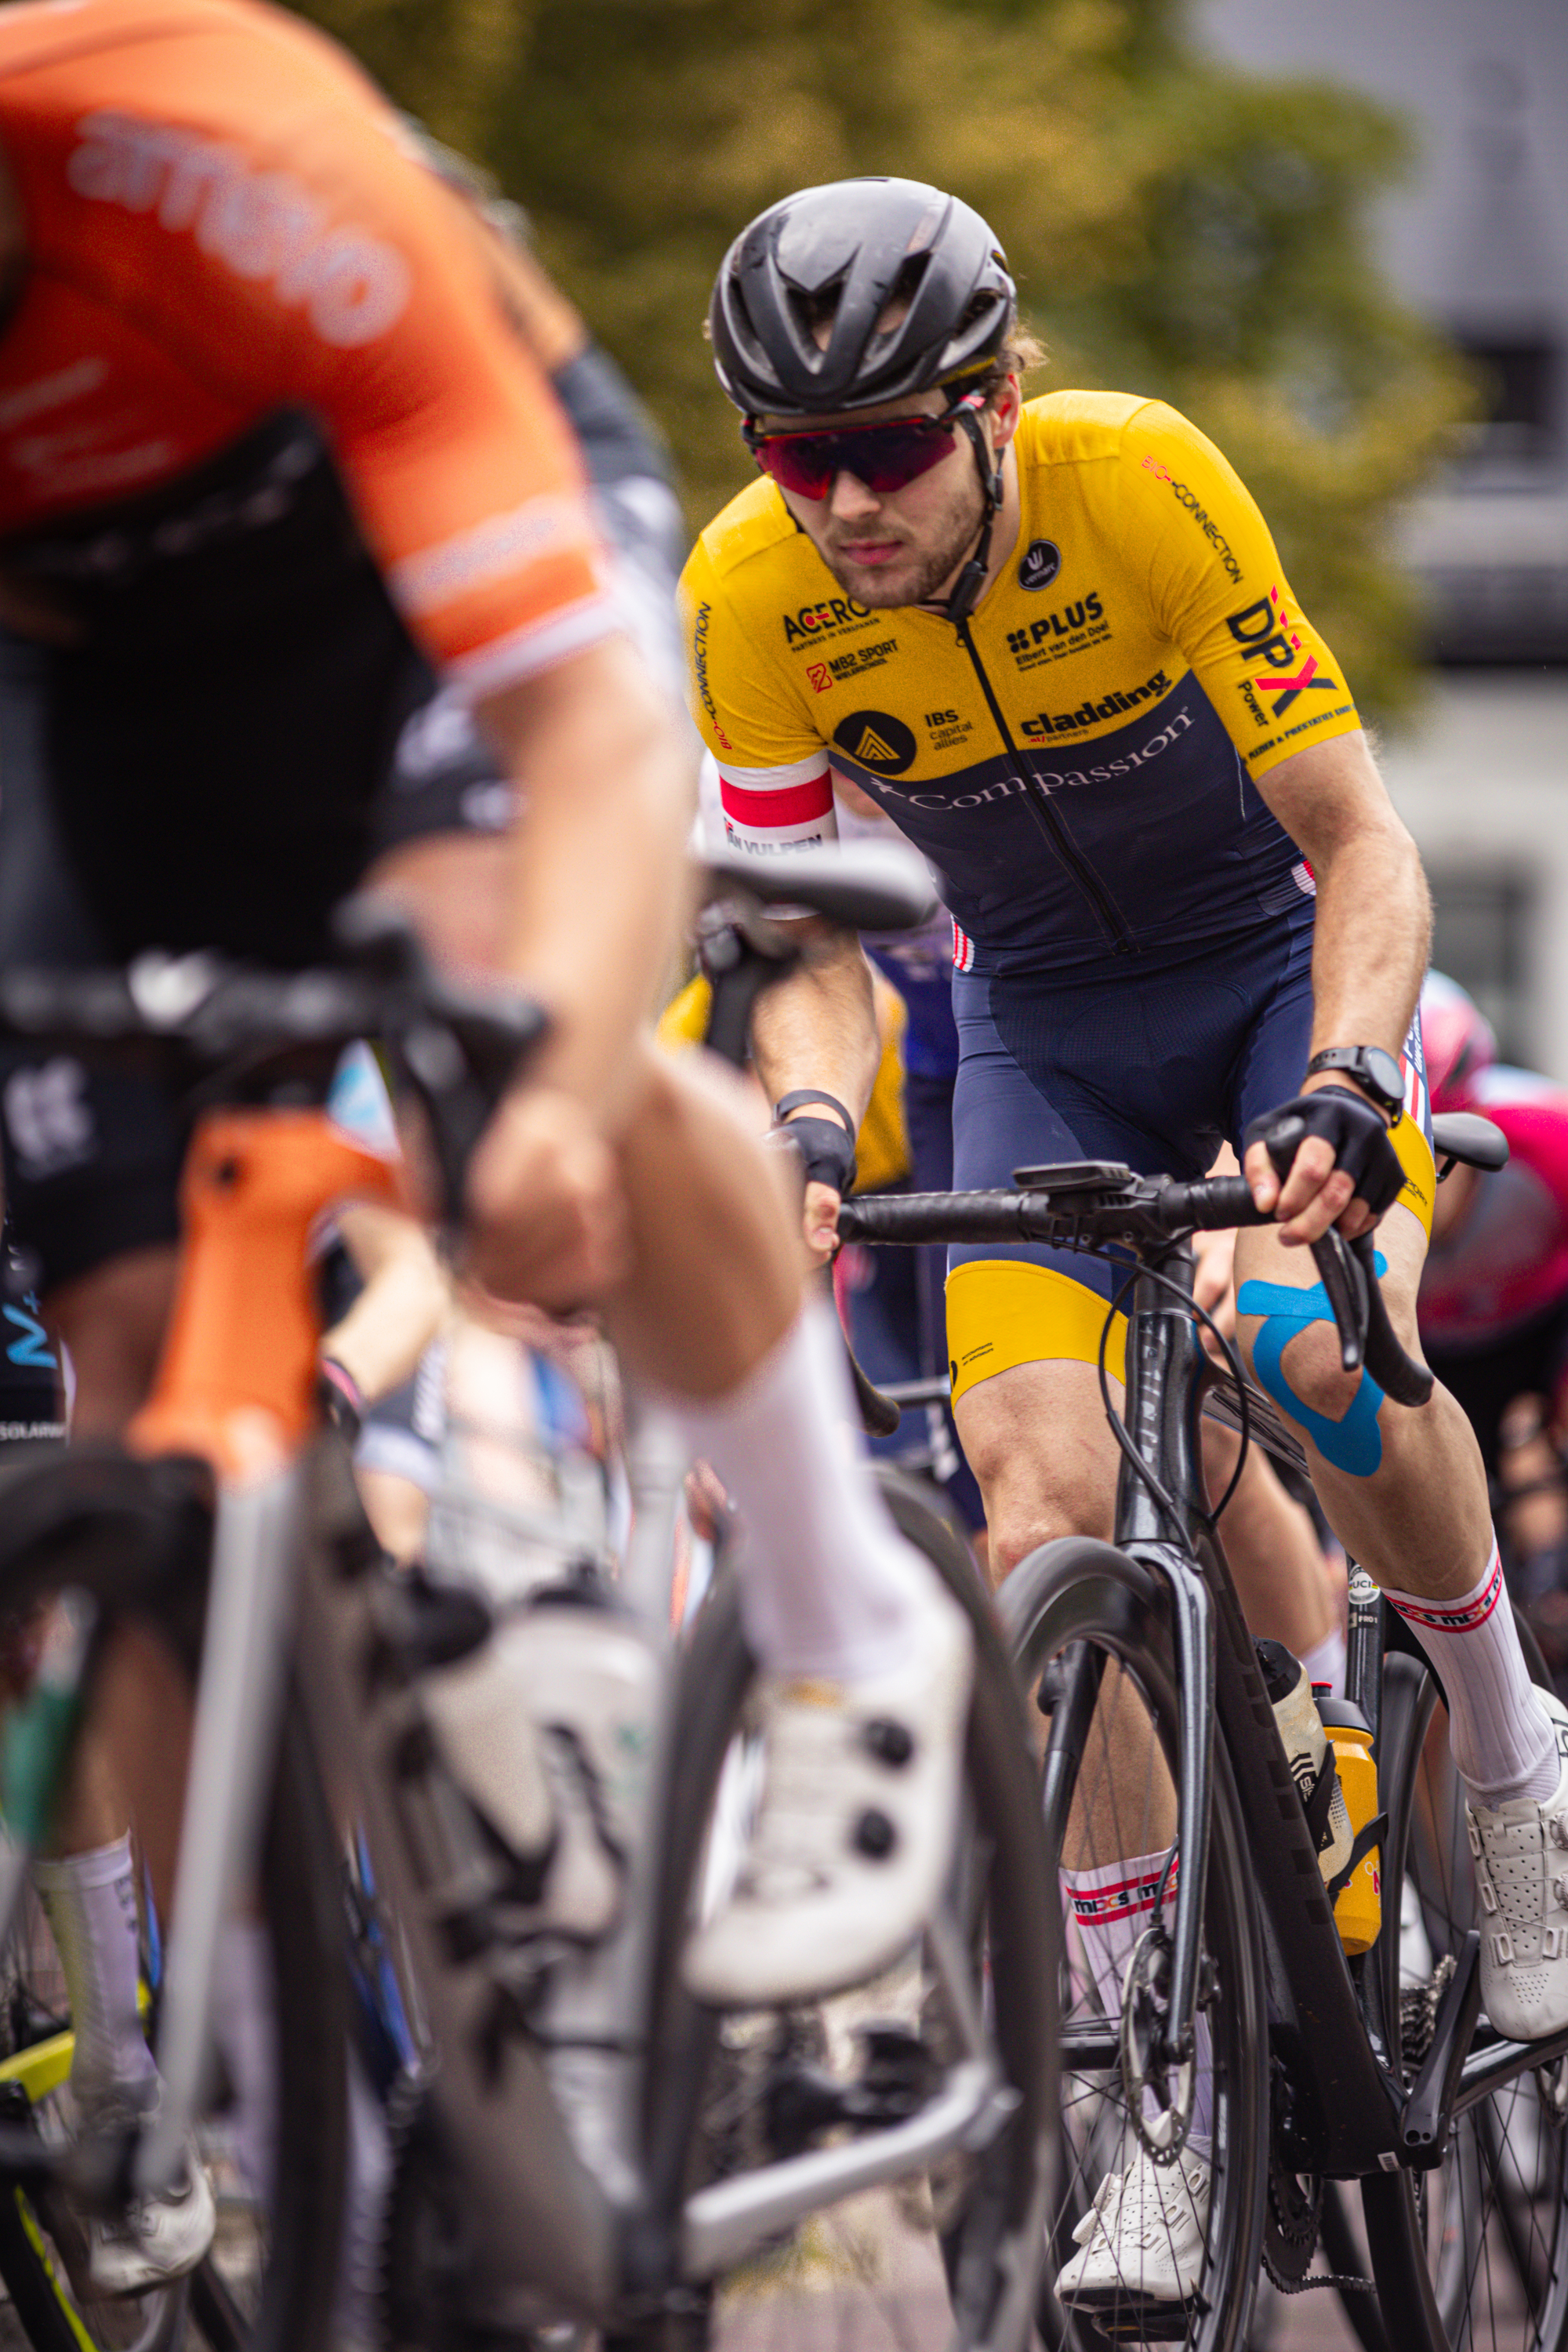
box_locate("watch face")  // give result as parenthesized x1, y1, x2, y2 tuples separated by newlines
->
(1365, 1046, 1404, 1108)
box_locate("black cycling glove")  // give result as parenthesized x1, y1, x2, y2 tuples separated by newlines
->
(318, 1356, 365, 1443)
(1243, 1084, 1406, 1220)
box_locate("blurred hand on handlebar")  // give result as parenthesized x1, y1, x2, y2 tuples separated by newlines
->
(803, 1178, 841, 1269)
(465, 1085, 631, 1308)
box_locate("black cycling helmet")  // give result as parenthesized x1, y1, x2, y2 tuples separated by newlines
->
(709, 177, 1015, 418)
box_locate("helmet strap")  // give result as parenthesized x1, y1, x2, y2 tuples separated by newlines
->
(936, 399, 1004, 627)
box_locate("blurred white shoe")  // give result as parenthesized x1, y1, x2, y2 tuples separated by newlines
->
(683, 1592, 972, 2008)
(62, 2100, 216, 2299)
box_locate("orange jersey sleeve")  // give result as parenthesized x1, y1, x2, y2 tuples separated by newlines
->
(0, 0, 617, 689)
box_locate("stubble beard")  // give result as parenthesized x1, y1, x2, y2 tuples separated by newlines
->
(822, 477, 987, 610)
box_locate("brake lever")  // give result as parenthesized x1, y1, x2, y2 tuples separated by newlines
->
(1351, 1226, 1436, 1408)
(1262, 1116, 1371, 1374)
(1261, 1117, 1435, 1407)
(1308, 1227, 1370, 1375)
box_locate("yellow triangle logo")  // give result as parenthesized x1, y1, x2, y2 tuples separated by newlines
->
(856, 725, 898, 764)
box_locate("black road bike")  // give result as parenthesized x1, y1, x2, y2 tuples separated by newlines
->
(839, 1111, 1568, 2352)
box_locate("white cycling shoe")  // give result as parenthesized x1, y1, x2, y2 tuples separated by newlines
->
(55, 2101, 216, 2300)
(1470, 1689, 1568, 2044)
(1054, 2145, 1211, 2307)
(683, 1592, 973, 2009)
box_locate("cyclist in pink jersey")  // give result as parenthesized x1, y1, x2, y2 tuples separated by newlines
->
(1419, 973, 1568, 1626)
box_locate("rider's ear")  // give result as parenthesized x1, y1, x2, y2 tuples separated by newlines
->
(986, 376, 1024, 446)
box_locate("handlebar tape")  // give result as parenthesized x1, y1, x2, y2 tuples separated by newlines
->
(837, 1190, 1044, 1248)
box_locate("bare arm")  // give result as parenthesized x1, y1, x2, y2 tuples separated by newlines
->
(1244, 728, 1431, 1242)
(1263, 729, 1429, 1062)
(323, 1203, 449, 1405)
(749, 926, 880, 1263)
(475, 633, 696, 1128)
(462, 633, 696, 1304)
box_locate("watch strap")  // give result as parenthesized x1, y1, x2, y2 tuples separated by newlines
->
(774, 1088, 856, 1138)
(1305, 1046, 1403, 1121)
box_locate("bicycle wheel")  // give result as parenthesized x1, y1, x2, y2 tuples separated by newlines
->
(0, 1873, 187, 2352)
(0, 1457, 348, 2352)
(1001, 1534, 1269, 2352)
(634, 1465, 1058, 2352)
(1362, 1612, 1568, 2352)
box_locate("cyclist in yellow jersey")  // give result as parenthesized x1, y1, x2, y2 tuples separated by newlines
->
(681, 176, 1568, 2296)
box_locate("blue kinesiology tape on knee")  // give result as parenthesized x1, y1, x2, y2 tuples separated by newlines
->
(1236, 1254, 1388, 1478)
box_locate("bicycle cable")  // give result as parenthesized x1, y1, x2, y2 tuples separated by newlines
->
(1094, 1252, 1254, 1535)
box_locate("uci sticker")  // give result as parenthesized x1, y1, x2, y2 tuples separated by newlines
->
(1017, 539, 1062, 592)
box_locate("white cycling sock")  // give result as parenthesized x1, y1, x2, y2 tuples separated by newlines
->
(1384, 1542, 1559, 1808)
(669, 1302, 935, 1681)
(1301, 1624, 1346, 1697)
(34, 1835, 157, 2106)
(1062, 1851, 1212, 2156)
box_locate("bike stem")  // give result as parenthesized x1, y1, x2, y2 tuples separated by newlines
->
(1116, 1240, 1214, 2081)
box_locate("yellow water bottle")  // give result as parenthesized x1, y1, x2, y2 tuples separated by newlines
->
(1318, 1698, 1381, 1953)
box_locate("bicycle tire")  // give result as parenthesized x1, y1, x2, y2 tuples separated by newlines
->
(0, 1905, 189, 2352)
(636, 1465, 1058, 2352)
(1000, 1534, 1269, 2352)
(1361, 1603, 1568, 2352)
(0, 1461, 348, 2352)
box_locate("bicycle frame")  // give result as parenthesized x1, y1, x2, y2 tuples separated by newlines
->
(1046, 1235, 1412, 2178)
(122, 1106, 402, 2201)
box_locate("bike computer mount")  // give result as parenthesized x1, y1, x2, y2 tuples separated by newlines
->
(1013, 1161, 1135, 1196)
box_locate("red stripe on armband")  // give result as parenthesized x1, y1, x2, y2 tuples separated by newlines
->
(718, 771, 833, 829)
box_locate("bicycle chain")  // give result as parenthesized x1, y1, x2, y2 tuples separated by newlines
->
(1261, 2194, 1374, 2295)
(376, 2066, 476, 2352)
(1263, 2259, 1377, 2298)
(1261, 2086, 1374, 2298)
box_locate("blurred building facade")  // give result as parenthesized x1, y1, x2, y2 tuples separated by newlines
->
(1199, 0, 1568, 1075)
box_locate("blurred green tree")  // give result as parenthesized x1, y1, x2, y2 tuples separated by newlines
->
(289, 0, 1468, 721)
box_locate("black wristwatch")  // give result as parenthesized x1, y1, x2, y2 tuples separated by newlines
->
(1305, 1044, 1404, 1123)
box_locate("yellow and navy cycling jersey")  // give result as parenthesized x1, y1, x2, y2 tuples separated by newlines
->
(680, 393, 1359, 975)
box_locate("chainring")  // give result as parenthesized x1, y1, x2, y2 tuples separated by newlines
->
(1261, 2060, 1323, 2293)
(1262, 2150, 1323, 2291)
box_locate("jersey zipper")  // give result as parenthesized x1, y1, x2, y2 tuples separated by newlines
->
(953, 615, 1134, 956)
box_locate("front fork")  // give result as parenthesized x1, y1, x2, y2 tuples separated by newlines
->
(1116, 1243, 1215, 2136)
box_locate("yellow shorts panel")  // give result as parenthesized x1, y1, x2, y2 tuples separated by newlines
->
(1390, 1112, 1436, 1239)
(946, 1259, 1127, 1406)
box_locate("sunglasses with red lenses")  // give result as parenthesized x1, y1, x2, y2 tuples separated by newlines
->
(742, 394, 979, 501)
